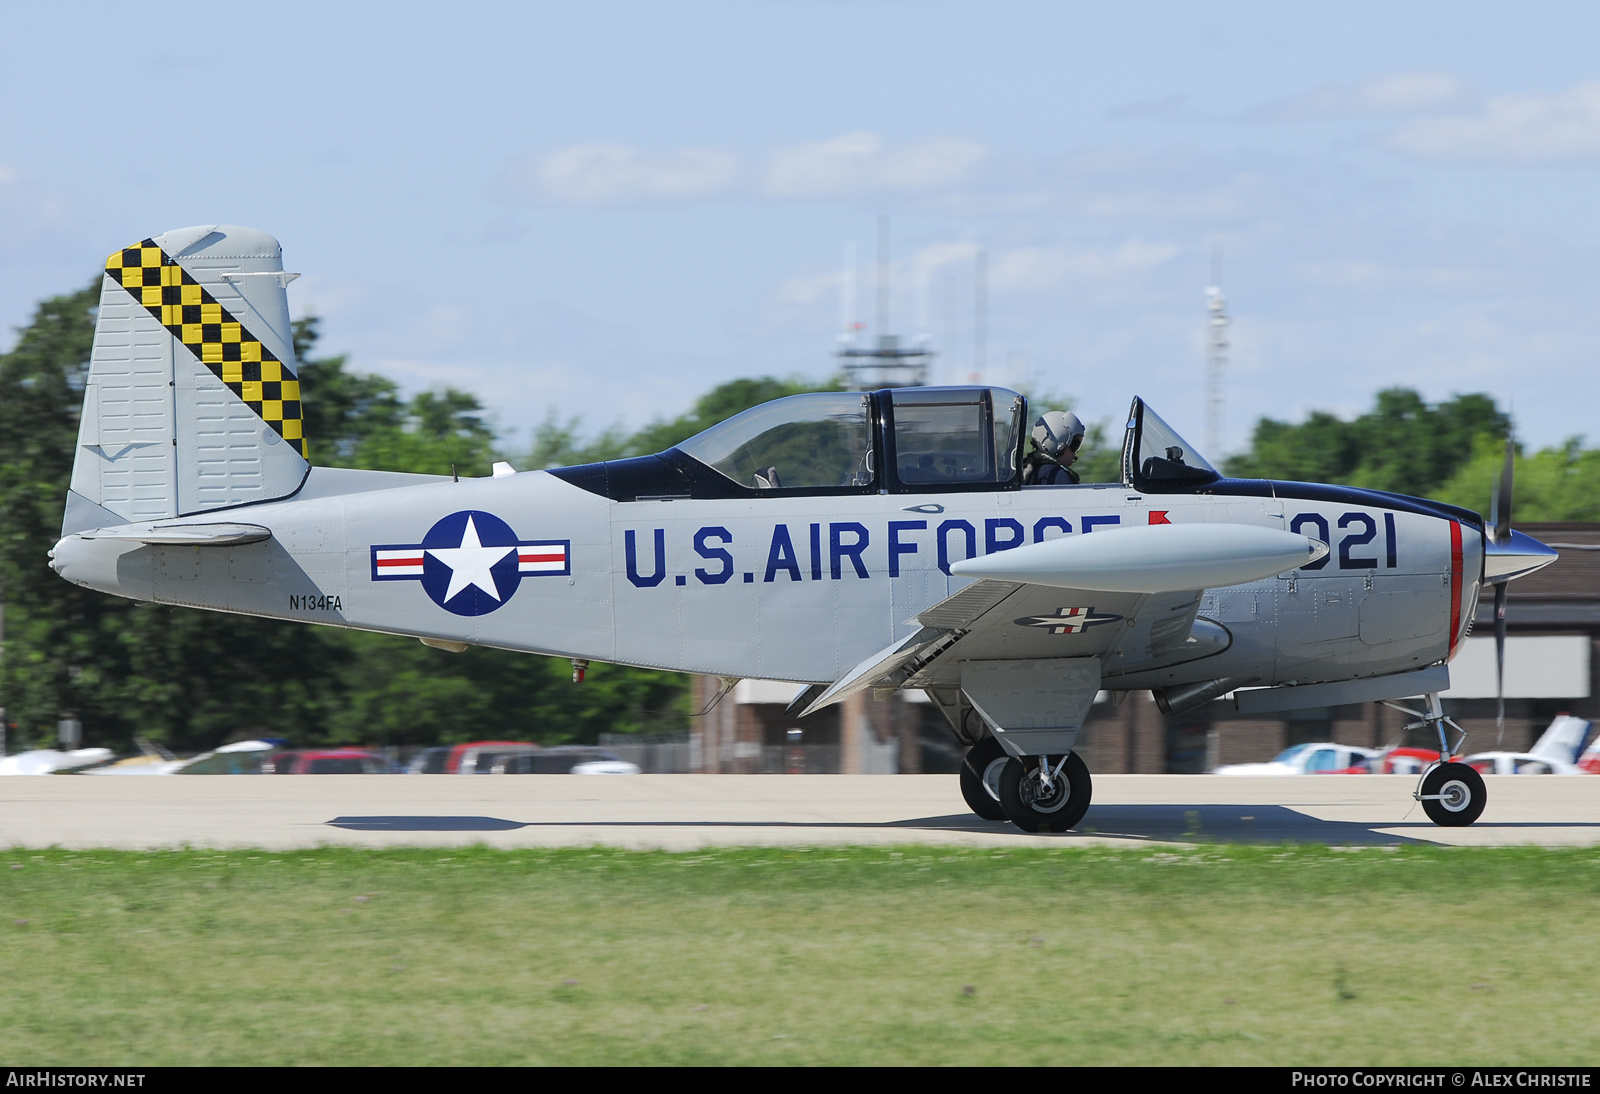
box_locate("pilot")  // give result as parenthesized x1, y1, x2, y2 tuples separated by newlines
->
(1021, 410, 1085, 485)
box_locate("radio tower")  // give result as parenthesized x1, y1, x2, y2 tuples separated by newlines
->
(1205, 239, 1228, 458)
(836, 214, 932, 389)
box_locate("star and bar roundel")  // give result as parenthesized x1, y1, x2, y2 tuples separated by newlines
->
(1014, 606, 1124, 634)
(371, 511, 570, 617)
(105, 240, 305, 456)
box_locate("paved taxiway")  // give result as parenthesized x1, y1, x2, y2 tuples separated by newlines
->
(1, 775, 1596, 850)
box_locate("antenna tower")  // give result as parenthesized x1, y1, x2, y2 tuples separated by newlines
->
(836, 214, 932, 389)
(1205, 239, 1228, 457)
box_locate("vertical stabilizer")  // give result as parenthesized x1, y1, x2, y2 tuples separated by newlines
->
(67, 226, 309, 532)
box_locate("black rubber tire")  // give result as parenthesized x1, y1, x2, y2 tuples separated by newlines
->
(998, 753, 1092, 833)
(1420, 761, 1487, 827)
(959, 737, 1010, 821)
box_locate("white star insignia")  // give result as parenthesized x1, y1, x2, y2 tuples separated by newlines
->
(426, 515, 515, 603)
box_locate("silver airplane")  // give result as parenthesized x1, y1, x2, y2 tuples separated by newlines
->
(49, 225, 1560, 830)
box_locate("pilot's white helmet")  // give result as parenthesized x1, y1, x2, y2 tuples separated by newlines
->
(1031, 410, 1086, 459)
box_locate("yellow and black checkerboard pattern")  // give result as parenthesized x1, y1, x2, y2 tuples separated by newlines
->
(105, 239, 305, 457)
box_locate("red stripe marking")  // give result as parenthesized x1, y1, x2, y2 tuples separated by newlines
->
(1448, 520, 1463, 659)
(376, 557, 425, 568)
(519, 552, 565, 563)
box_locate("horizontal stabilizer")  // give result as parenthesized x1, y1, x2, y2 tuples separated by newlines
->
(77, 522, 272, 546)
(950, 522, 1327, 594)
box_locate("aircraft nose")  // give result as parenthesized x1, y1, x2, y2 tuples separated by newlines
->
(1484, 528, 1560, 583)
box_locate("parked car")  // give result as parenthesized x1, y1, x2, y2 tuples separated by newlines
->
(407, 746, 453, 774)
(1214, 742, 1380, 775)
(492, 746, 640, 775)
(266, 749, 400, 774)
(1463, 752, 1583, 776)
(418, 741, 539, 774)
(455, 743, 541, 774)
(1375, 747, 1441, 775)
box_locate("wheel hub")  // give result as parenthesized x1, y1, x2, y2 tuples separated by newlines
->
(981, 757, 1008, 802)
(1021, 764, 1071, 814)
(1438, 779, 1470, 812)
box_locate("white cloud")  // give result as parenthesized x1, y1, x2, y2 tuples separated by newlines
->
(1259, 71, 1476, 120)
(1388, 82, 1600, 164)
(763, 132, 988, 199)
(502, 144, 742, 205)
(501, 133, 990, 206)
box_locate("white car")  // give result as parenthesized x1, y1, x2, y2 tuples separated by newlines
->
(1214, 742, 1380, 775)
(1462, 752, 1583, 776)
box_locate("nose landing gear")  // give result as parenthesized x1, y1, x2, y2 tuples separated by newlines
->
(1383, 692, 1489, 827)
(1418, 762, 1487, 826)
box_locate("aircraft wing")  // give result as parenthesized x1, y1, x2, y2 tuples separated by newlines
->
(800, 523, 1325, 715)
(799, 579, 1203, 715)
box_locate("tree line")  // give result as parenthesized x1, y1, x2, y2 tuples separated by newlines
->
(1, 279, 1593, 753)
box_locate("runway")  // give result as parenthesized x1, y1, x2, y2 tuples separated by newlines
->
(2, 774, 1597, 850)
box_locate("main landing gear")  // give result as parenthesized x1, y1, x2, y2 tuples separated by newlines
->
(1383, 692, 1488, 827)
(959, 737, 1010, 822)
(961, 738, 1093, 832)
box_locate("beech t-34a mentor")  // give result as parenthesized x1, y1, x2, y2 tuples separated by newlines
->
(50, 225, 1560, 831)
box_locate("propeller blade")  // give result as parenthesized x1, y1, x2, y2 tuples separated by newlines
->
(1491, 435, 1514, 543)
(1495, 582, 1508, 747)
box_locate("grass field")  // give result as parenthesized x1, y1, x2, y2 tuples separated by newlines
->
(2, 844, 1598, 1066)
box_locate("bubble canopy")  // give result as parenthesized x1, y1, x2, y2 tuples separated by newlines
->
(675, 392, 874, 491)
(673, 386, 1026, 495)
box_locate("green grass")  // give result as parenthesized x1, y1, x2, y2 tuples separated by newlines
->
(2, 845, 1598, 1065)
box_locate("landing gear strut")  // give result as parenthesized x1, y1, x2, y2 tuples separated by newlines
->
(1382, 692, 1488, 827)
(998, 752, 1092, 833)
(959, 737, 1009, 821)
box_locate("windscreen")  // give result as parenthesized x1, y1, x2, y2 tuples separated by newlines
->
(675, 392, 873, 490)
(1125, 399, 1219, 487)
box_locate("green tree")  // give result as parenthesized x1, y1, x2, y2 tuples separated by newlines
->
(292, 316, 498, 477)
(1225, 388, 1509, 499)
(1432, 436, 1600, 523)
(527, 375, 844, 470)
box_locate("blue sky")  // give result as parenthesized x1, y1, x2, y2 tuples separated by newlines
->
(3, 1, 1599, 457)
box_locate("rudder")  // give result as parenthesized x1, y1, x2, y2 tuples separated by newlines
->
(65, 225, 309, 533)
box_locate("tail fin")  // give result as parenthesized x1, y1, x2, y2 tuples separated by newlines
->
(1528, 714, 1592, 766)
(64, 225, 309, 534)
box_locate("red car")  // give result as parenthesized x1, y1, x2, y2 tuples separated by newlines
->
(445, 740, 537, 774)
(1378, 747, 1442, 775)
(267, 749, 400, 774)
